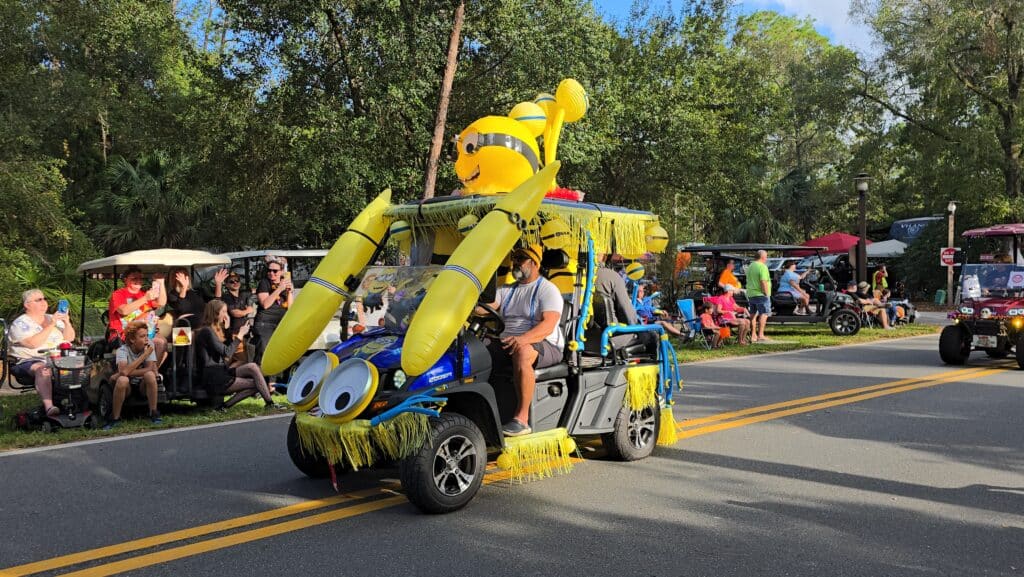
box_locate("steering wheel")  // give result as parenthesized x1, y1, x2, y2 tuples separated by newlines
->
(471, 302, 505, 340)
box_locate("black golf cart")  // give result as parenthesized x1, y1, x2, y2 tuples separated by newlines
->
(678, 243, 863, 336)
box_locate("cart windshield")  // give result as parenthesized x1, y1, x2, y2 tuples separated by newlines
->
(960, 264, 1024, 299)
(355, 266, 442, 332)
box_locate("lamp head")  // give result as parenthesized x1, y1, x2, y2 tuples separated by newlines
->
(854, 172, 870, 193)
(947, 200, 957, 214)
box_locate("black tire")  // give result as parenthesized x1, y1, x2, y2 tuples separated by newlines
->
(602, 401, 660, 461)
(400, 413, 486, 514)
(41, 420, 57, 433)
(83, 414, 97, 430)
(1016, 333, 1024, 370)
(829, 309, 861, 336)
(939, 325, 971, 365)
(97, 382, 114, 421)
(286, 416, 332, 479)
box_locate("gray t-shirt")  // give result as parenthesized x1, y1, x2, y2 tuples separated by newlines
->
(496, 277, 564, 349)
(595, 267, 639, 326)
(115, 344, 157, 368)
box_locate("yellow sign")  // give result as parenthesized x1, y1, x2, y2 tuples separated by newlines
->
(173, 326, 192, 347)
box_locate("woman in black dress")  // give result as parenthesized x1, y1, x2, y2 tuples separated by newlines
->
(253, 259, 293, 366)
(196, 299, 280, 409)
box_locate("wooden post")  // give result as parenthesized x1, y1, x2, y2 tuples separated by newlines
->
(422, 0, 465, 199)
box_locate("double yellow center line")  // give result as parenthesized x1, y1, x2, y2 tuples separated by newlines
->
(674, 364, 1011, 438)
(0, 363, 1010, 577)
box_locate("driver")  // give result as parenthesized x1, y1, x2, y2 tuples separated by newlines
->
(481, 244, 564, 437)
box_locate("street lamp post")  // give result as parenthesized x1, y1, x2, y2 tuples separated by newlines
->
(947, 200, 957, 305)
(854, 173, 870, 286)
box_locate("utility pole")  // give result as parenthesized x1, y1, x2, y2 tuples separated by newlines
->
(423, 0, 465, 199)
(947, 200, 957, 305)
(854, 173, 870, 285)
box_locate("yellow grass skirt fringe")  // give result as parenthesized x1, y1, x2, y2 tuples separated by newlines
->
(625, 365, 658, 411)
(295, 412, 431, 470)
(496, 428, 577, 482)
(657, 404, 678, 446)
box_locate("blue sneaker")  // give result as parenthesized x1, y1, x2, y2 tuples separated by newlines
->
(102, 419, 121, 430)
(149, 411, 163, 425)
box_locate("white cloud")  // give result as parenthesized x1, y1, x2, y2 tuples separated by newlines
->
(744, 0, 875, 55)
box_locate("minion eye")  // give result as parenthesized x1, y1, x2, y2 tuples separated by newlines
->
(461, 132, 480, 155)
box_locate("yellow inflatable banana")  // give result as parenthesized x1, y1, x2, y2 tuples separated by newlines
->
(401, 161, 561, 376)
(262, 190, 392, 375)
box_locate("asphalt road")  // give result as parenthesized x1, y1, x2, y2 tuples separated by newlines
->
(1, 334, 1021, 577)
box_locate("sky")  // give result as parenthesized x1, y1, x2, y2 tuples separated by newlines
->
(592, 0, 875, 55)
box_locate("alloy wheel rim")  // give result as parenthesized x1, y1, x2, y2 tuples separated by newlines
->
(432, 434, 478, 496)
(627, 406, 657, 449)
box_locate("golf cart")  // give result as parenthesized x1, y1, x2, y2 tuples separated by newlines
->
(282, 190, 682, 514)
(940, 223, 1024, 368)
(74, 249, 232, 418)
(678, 244, 863, 336)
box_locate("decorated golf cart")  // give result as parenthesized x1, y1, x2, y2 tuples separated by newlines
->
(265, 80, 684, 513)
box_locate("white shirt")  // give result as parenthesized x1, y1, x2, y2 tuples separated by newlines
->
(496, 277, 564, 349)
(10, 314, 65, 360)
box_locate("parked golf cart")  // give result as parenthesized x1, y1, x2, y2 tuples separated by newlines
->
(74, 249, 232, 418)
(678, 244, 864, 336)
(283, 192, 681, 514)
(940, 223, 1024, 368)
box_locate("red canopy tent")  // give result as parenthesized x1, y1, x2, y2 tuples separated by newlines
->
(792, 232, 871, 256)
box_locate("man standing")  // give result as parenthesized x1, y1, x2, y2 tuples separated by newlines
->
(105, 320, 162, 429)
(482, 244, 564, 437)
(745, 250, 772, 343)
(9, 289, 76, 416)
(872, 264, 888, 293)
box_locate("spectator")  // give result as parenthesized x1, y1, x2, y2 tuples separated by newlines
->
(697, 302, 723, 348)
(745, 250, 772, 343)
(167, 266, 225, 329)
(717, 260, 743, 294)
(709, 293, 751, 345)
(107, 267, 167, 363)
(195, 300, 281, 410)
(220, 271, 255, 361)
(104, 320, 161, 429)
(872, 264, 889, 292)
(855, 281, 893, 329)
(9, 289, 76, 416)
(634, 283, 684, 337)
(253, 258, 294, 370)
(779, 261, 812, 315)
(593, 255, 669, 346)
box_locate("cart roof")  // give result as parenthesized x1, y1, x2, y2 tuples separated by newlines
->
(677, 244, 826, 253)
(962, 223, 1024, 237)
(76, 249, 231, 274)
(218, 249, 329, 260)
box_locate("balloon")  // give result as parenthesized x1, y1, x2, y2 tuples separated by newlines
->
(626, 262, 645, 281)
(540, 218, 571, 250)
(645, 224, 669, 253)
(454, 116, 542, 196)
(555, 78, 588, 122)
(457, 213, 479, 236)
(509, 101, 547, 138)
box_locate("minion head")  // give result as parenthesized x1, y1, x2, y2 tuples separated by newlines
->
(454, 112, 543, 196)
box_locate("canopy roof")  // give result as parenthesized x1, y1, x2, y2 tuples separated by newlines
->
(218, 249, 328, 260)
(385, 195, 660, 255)
(962, 223, 1024, 237)
(77, 249, 230, 274)
(865, 239, 907, 258)
(793, 232, 871, 256)
(678, 243, 822, 253)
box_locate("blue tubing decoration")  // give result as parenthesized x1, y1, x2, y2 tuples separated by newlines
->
(369, 392, 447, 426)
(573, 234, 596, 349)
(599, 323, 664, 356)
(630, 282, 640, 310)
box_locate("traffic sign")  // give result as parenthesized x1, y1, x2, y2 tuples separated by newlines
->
(940, 247, 960, 267)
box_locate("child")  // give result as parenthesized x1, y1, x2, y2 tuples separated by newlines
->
(698, 302, 723, 348)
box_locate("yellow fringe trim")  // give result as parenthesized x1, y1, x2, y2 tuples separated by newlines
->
(496, 428, 577, 482)
(624, 365, 659, 411)
(383, 198, 659, 256)
(295, 412, 431, 471)
(657, 406, 678, 446)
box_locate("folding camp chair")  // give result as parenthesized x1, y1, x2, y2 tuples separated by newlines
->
(676, 298, 711, 350)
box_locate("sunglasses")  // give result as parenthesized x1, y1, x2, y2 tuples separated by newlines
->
(227, 278, 241, 283)
(267, 269, 282, 274)
(30, 297, 47, 303)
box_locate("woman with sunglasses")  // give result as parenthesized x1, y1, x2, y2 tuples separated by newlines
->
(252, 259, 293, 369)
(8, 289, 76, 416)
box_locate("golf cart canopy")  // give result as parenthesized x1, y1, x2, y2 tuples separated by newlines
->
(962, 224, 1024, 237)
(218, 249, 328, 260)
(678, 244, 826, 253)
(76, 249, 231, 274)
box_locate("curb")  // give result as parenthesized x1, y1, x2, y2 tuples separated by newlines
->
(683, 332, 940, 366)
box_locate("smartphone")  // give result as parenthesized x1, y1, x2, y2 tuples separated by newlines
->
(57, 299, 69, 314)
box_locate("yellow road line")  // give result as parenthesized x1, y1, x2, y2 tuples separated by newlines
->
(676, 365, 990, 431)
(677, 367, 1009, 439)
(55, 496, 408, 577)
(0, 489, 381, 577)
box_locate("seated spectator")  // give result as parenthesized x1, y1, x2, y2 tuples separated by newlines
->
(698, 302, 723, 348)
(779, 261, 811, 315)
(167, 266, 224, 329)
(195, 300, 281, 410)
(717, 260, 743, 294)
(107, 267, 166, 364)
(708, 293, 751, 345)
(635, 283, 684, 337)
(854, 281, 893, 329)
(593, 255, 663, 348)
(105, 320, 161, 429)
(220, 271, 255, 362)
(9, 289, 76, 416)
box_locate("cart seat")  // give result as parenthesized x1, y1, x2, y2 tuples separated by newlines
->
(771, 292, 797, 307)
